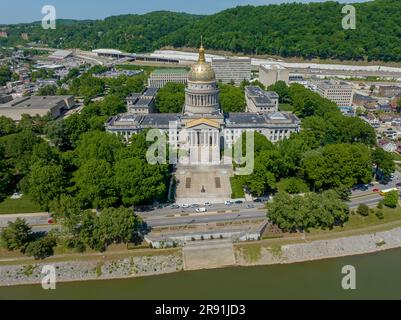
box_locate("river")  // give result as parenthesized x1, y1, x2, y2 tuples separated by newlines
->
(1, 248, 401, 299)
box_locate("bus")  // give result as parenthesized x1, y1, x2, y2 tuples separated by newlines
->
(380, 188, 398, 196)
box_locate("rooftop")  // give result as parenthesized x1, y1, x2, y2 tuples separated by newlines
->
(317, 80, 352, 88)
(245, 86, 279, 106)
(49, 50, 72, 59)
(0, 95, 74, 109)
(92, 48, 123, 55)
(143, 87, 159, 96)
(151, 68, 188, 75)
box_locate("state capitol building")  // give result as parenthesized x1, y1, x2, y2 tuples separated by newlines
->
(105, 43, 300, 165)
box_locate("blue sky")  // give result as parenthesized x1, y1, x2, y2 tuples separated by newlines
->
(1, 0, 368, 24)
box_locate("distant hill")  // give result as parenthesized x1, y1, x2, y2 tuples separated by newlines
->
(1, 1, 401, 62)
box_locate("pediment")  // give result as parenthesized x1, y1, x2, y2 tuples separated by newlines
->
(186, 118, 220, 129)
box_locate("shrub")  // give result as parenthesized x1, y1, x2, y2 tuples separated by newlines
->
(25, 235, 57, 260)
(357, 204, 370, 217)
(0, 218, 33, 252)
(377, 201, 383, 209)
(375, 210, 384, 220)
(383, 191, 398, 208)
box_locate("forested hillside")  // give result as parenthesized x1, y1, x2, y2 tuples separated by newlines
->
(0, 11, 201, 53)
(1, 0, 401, 61)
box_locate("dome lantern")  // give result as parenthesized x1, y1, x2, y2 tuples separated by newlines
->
(188, 38, 216, 83)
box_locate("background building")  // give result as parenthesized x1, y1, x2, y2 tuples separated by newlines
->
(259, 64, 289, 87)
(315, 80, 353, 107)
(353, 93, 378, 108)
(0, 94, 12, 104)
(148, 68, 188, 88)
(211, 57, 251, 85)
(48, 50, 73, 60)
(106, 45, 300, 156)
(379, 85, 401, 98)
(245, 86, 279, 113)
(126, 87, 159, 114)
(0, 96, 75, 121)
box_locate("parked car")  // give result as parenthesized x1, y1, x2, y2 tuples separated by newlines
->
(196, 207, 207, 213)
(253, 198, 262, 203)
(225, 200, 233, 206)
(204, 202, 212, 207)
(373, 188, 380, 193)
(169, 205, 180, 209)
(235, 200, 244, 204)
(246, 204, 255, 209)
(10, 192, 23, 200)
(182, 204, 190, 208)
(190, 204, 199, 208)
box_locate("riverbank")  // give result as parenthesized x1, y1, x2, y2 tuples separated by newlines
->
(0, 250, 183, 287)
(236, 226, 401, 266)
(2, 226, 401, 287)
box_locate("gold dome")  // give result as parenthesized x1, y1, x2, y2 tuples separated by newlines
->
(188, 42, 216, 82)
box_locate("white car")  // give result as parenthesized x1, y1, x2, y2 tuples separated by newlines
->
(204, 202, 212, 207)
(10, 193, 23, 200)
(181, 204, 190, 208)
(196, 207, 207, 213)
(225, 200, 233, 206)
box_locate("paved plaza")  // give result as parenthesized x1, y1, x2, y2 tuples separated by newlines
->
(183, 239, 236, 270)
(175, 165, 233, 205)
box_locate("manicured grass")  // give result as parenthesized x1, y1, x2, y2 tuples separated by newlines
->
(230, 177, 245, 198)
(115, 64, 189, 73)
(238, 244, 263, 263)
(392, 152, 401, 161)
(310, 205, 401, 235)
(279, 103, 294, 112)
(0, 196, 42, 214)
(259, 205, 401, 244)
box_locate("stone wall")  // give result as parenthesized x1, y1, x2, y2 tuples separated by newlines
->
(0, 252, 183, 287)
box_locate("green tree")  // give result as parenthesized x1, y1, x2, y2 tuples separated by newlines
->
(25, 233, 57, 260)
(99, 94, 126, 116)
(72, 159, 117, 209)
(114, 157, 169, 206)
(372, 148, 395, 179)
(219, 83, 245, 112)
(357, 204, 370, 216)
(267, 81, 291, 103)
(267, 191, 349, 232)
(50, 195, 83, 232)
(95, 207, 142, 247)
(23, 164, 66, 210)
(241, 150, 281, 196)
(383, 191, 398, 208)
(155, 83, 185, 113)
(0, 66, 12, 86)
(0, 116, 17, 136)
(0, 218, 32, 252)
(0, 129, 41, 175)
(302, 144, 372, 191)
(75, 130, 123, 165)
(276, 177, 309, 194)
(45, 119, 73, 151)
(37, 85, 57, 96)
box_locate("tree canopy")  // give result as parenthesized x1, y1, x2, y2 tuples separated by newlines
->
(155, 83, 185, 113)
(3, 2, 401, 61)
(267, 191, 349, 232)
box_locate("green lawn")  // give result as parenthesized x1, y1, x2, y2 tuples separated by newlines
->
(392, 152, 401, 161)
(115, 64, 189, 73)
(230, 177, 245, 198)
(0, 196, 42, 214)
(310, 205, 401, 234)
(279, 104, 294, 112)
